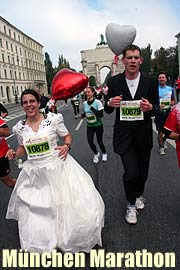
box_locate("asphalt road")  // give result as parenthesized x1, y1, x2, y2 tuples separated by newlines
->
(0, 101, 180, 270)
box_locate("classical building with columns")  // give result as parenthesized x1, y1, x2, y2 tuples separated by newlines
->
(81, 43, 124, 86)
(0, 16, 47, 104)
(175, 32, 180, 76)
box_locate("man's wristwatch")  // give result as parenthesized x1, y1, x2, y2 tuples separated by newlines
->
(65, 143, 71, 151)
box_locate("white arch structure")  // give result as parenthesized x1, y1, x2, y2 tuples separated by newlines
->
(80, 44, 124, 85)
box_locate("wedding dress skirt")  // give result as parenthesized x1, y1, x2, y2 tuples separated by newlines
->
(6, 154, 105, 253)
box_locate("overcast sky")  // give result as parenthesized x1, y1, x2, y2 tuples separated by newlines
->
(1, 0, 180, 71)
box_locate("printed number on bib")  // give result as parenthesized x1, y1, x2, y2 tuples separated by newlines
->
(160, 98, 171, 109)
(120, 100, 144, 121)
(24, 135, 52, 158)
(86, 113, 97, 123)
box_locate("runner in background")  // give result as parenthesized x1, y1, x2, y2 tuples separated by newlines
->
(71, 94, 81, 119)
(0, 117, 16, 187)
(155, 72, 174, 155)
(82, 86, 107, 164)
(0, 103, 8, 118)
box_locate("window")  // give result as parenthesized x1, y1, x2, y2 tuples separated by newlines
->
(11, 43, 13, 51)
(6, 41, 9, 50)
(6, 40, 9, 50)
(8, 55, 10, 63)
(1, 86, 4, 97)
(9, 29, 11, 37)
(4, 69, 7, 78)
(14, 32, 16, 40)
(4, 25, 6, 34)
(2, 54, 5, 62)
(0, 38, 2, 47)
(17, 56, 19, 65)
(12, 86, 15, 96)
(16, 86, 19, 95)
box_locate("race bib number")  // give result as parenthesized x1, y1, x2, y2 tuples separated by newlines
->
(160, 98, 171, 109)
(24, 135, 52, 159)
(74, 101, 79, 106)
(86, 112, 97, 123)
(120, 100, 144, 121)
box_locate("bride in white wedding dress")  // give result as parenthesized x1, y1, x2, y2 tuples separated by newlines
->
(6, 89, 105, 253)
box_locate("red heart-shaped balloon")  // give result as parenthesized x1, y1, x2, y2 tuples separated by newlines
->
(52, 68, 88, 100)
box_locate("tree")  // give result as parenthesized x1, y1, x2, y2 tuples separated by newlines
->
(55, 54, 70, 71)
(165, 46, 178, 81)
(89, 76, 96, 87)
(154, 47, 167, 73)
(151, 46, 178, 81)
(44, 52, 54, 93)
(141, 44, 152, 73)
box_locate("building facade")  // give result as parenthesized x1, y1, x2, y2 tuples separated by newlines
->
(175, 32, 180, 76)
(0, 16, 47, 104)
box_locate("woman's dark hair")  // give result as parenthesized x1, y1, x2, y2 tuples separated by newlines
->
(21, 89, 40, 105)
(86, 86, 95, 94)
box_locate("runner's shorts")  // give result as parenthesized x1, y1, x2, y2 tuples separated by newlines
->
(155, 110, 170, 132)
(0, 156, 10, 177)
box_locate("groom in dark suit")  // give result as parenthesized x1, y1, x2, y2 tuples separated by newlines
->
(105, 44, 159, 224)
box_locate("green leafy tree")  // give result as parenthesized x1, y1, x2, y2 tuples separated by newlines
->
(89, 76, 96, 87)
(151, 46, 178, 81)
(44, 52, 54, 93)
(54, 54, 70, 73)
(165, 46, 178, 80)
(141, 44, 152, 73)
(154, 47, 167, 73)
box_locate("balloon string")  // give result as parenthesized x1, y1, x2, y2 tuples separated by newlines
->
(113, 55, 119, 65)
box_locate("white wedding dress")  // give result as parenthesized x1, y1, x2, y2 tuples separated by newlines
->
(6, 112, 105, 253)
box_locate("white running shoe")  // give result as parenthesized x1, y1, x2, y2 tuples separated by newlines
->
(159, 147, 165, 155)
(102, 153, 107, 162)
(135, 196, 146, 210)
(125, 206, 138, 224)
(93, 152, 100, 164)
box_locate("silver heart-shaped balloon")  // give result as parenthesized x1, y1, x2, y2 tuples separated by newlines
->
(105, 23, 136, 56)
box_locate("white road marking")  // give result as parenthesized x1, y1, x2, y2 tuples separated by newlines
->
(5, 112, 25, 122)
(75, 119, 84, 131)
(6, 134, 15, 140)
